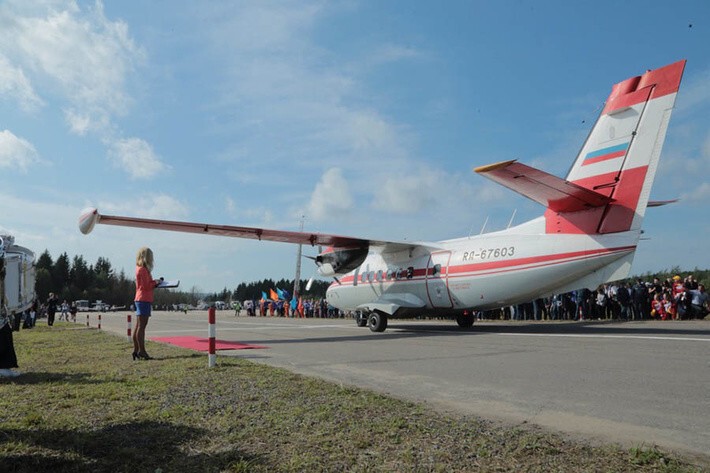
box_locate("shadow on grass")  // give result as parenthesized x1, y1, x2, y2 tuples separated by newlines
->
(0, 420, 260, 472)
(1, 372, 99, 386)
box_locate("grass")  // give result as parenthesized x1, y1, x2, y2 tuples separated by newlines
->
(0, 324, 705, 472)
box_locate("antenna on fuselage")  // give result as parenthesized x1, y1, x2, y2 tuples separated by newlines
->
(479, 216, 489, 235)
(507, 209, 517, 229)
(293, 215, 305, 299)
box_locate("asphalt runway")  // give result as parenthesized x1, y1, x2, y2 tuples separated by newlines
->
(96, 311, 710, 459)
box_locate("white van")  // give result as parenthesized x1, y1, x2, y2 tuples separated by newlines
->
(0, 234, 36, 313)
(75, 300, 90, 312)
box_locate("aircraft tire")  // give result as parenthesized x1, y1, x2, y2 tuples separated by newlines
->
(456, 313, 474, 328)
(355, 311, 368, 327)
(368, 311, 388, 332)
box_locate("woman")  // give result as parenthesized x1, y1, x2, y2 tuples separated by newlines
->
(133, 247, 161, 360)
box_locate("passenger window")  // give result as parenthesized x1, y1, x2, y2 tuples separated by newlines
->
(406, 266, 414, 279)
(432, 264, 441, 276)
(376, 270, 383, 281)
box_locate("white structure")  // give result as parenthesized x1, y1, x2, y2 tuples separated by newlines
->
(0, 234, 36, 314)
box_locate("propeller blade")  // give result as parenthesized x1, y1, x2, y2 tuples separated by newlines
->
(305, 277, 314, 291)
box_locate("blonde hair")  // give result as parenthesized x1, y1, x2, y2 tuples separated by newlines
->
(136, 247, 154, 271)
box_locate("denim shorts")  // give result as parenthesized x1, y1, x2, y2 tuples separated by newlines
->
(135, 301, 152, 317)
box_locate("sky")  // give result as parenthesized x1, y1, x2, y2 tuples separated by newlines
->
(1, 0, 709, 293)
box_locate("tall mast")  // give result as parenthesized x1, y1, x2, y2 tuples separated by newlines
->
(292, 216, 304, 299)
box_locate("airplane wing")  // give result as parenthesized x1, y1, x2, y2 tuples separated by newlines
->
(78, 207, 418, 252)
(474, 160, 613, 212)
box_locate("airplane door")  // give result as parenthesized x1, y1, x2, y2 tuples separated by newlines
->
(426, 251, 453, 309)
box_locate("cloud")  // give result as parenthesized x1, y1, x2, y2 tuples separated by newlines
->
(97, 194, 188, 220)
(307, 168, 353, 220)
(108, 137, 168, 180)
(362, 43, 421, 69)
(0, 1, 162, 180)
(0, 1, 144, 133)
(675, 67, 710, 115)
(0, 53, 43, 111)
(0, 129, 42, 171)
(374, 171, 441, 214)
(681, 182, 710, 203)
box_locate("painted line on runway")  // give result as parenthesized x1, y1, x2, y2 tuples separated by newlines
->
(497, 333, 710, 342)
(149, 324, 353, 334)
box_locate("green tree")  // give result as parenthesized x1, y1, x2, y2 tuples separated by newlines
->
(35, 268, 52, 301)
(70, 255, 92, 296)
(53, 252, 71, 294)
(36, 250, 53, 272)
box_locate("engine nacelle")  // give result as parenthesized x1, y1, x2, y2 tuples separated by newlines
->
(315, 246, 368, 277)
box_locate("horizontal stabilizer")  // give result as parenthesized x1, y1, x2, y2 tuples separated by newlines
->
(474, 160, 613, 212)
(647, 199, 678, 208)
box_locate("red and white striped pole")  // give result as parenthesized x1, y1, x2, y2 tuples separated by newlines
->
(127, 313, 132, 340)
(208, 306, 216, 367)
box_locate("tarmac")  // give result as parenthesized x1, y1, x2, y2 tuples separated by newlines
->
(95, 311, 710, 460)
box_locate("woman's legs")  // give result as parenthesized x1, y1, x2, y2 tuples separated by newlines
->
(132, 317, 141, 354)
(136, 315, 150, 355)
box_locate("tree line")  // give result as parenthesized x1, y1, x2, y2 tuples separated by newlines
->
(33, 250, 330, 307)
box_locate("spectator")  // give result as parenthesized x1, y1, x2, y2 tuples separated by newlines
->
(651, 293, 666, 320)
(688, 284, 708, 319)
(69, 302, 77, 323)
(595, 288, 608, 319)
(46, 292, 58, 326)
(631, 279, 648, 320)
(617, 282, 631, 320)
(59, 300, 69, 321)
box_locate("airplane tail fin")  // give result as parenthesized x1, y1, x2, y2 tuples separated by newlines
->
(547, 60, 686, 234)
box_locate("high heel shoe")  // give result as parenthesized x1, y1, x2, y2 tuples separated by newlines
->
(137, 352, 153, 360)
(132, 352, 138, 360)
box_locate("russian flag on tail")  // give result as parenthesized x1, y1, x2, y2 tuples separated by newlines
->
(582, 141, 629, 166)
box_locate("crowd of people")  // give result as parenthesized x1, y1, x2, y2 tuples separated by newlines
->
(234, 274, 708, 323)
(479, 274, 708, 321)
(239, 298, 337, 318)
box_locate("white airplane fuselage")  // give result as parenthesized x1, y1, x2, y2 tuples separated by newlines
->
(326, 217, 639, 316)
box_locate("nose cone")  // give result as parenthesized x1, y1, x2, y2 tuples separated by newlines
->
(79, 207, 99, 234)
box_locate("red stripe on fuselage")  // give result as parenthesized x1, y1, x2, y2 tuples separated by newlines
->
(332, 246, 636, 286)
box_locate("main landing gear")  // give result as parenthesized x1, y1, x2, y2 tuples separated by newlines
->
(355, 310, 388, 332)
(456, 312, 474, 328)
(368, 311, 388, 332)
(355, 311, 368, 327)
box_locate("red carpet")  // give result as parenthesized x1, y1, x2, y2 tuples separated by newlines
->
(151, 336, 268, 351)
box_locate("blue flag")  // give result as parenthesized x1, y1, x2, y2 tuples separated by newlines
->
(276, 288, 285, 300)
(261, 291, 268, 301)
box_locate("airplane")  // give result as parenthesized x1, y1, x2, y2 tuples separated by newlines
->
(79, 59, 686, 333)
